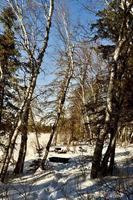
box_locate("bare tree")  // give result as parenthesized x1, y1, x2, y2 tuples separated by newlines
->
(0, 0, 54, 182)
(41, 3, 76, 169)
(69, 41, 107, 143)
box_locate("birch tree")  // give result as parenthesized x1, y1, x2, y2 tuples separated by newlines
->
(0, 0, 54, 182)
(73, 42, 107, 143)
(41, 4, 76, 169)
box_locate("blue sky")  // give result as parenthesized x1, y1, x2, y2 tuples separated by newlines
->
(0, 0, 105, 89)
(37, 0, 105, 87)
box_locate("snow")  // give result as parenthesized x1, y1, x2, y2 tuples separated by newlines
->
(0, 133, 133, 200)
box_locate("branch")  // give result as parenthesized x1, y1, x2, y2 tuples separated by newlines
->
(37, 0, 54, 65)
(8, 0, 30, 51)
(0, 65, 3, 80)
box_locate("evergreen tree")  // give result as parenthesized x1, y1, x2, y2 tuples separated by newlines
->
(90, 0, 133, 178)
(0, 7, 20, 137)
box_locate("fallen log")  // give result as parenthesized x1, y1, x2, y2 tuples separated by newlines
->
(49, 157, 70, 163)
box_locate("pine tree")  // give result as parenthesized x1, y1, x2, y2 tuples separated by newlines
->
(0, 7, 20, 138)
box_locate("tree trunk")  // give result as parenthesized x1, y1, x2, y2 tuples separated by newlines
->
(30, 109, 42, 157)
(41, 124, 56, 169)
(82, 107, 92, 143)
(90, 1, 133, 177)
(100, 131, 117, 176)
(100, 108, 120, 176)
(91, 43, 127, 179)
(90, 131, 106, 178)
(0, 75, 5, 125)
(0, 85, 4, 125)
(41, 68, 73, 169)
(0, 74, 38, 182)
(41, 45, 75, 169)
(14, 107, 29, 174)
(108, 139, 116, 175)
(0, 0, 54, 182)
(14, 132, 28, 174)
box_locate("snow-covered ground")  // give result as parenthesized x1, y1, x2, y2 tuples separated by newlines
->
(0, 133, 133, 200)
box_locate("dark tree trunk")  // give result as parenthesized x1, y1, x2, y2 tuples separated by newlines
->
(107, 140, 116, 175)
(41, 124, 56, 169)
(108, 140, 116, 175)
(14, 107, 29, 174)
(0, 133, 16, 182)
(100, 134, 116, 176)
(0, 79, 5, 125)
(100, 115, 119, 176)
(14, 132, 28, 174)
(90, 131, 107, 178)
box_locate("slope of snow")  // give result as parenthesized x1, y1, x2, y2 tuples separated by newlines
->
(0, 133, 133, 200)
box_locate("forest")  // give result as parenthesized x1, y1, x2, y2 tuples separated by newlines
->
(0, 0, 133, 199)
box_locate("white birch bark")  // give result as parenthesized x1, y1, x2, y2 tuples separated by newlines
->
(41, 8, 75, 167)
(0, 0, 54, 182)
(0, 65, 3, 80)
(41, 45, 75, 169)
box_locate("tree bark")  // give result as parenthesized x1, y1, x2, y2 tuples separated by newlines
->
(41, 45, 75, 169)
(108, 138, 116, 175)
(30, 108, 42, 157)
(0, 0, 54, 182)
(0, 81, 4, 125)
(41, 123, 57, 169)
(100, 122, 118, 176)
(0, 73, 38, 182)
(14, 107, 29, 174)
(90, 24, 129, 179)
